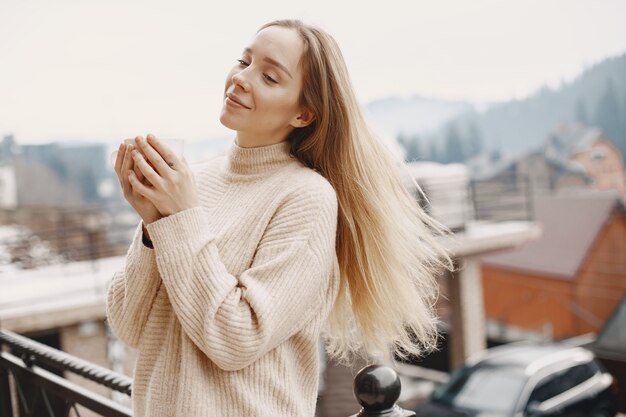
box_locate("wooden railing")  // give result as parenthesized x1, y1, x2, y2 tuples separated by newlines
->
(0, 328, 414, 417)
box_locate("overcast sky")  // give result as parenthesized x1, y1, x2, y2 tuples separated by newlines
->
(1, 0, 625, 145)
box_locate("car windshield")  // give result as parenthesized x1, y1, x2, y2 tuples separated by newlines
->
(432, 365, 528, 414)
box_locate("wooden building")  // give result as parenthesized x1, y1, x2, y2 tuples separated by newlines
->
(469, 124, 626, 224)
(545, 123, 626, 196)
(481, 190, 626, 340)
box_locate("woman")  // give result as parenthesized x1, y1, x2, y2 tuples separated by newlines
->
(107, 19, 450, 417)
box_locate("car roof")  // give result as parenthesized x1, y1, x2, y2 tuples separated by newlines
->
(466, 343, 594, 375)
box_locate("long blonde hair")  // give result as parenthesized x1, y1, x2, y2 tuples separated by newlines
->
(260, 20, 452, 361)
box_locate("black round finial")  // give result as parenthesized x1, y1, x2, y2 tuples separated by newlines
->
(353, 364, 402, 413)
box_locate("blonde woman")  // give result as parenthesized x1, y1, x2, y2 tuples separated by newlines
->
(107, 19, 450, 417)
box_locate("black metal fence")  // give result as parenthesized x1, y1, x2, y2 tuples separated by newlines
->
(0, 329, 132, 417)
(0, 328, 415, 417)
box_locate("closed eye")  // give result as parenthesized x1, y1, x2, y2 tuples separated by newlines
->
(237, 58, 277, 84)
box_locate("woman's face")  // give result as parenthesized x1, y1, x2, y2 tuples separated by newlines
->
(219, 25, 310, 145)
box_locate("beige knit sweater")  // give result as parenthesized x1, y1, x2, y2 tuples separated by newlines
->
(106, 139, 340, 417)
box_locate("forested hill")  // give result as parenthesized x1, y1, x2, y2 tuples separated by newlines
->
(368, 52, 626, 163)
(469, 52, 626, 155)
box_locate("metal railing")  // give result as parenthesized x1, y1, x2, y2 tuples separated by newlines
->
(2, 169, 539, 273)
(469, 174, 535, 223)
(409, 172, 535, 232)
(1, 328, 415, 417)
(0, 329, 132, 417)
(0, 222, 135, 268)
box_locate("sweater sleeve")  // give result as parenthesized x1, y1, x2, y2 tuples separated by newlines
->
(106, 223, 162, 348)
(146, 182, 338, 371)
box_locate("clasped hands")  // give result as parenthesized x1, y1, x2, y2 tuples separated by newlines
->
(114, 134, 198, 227)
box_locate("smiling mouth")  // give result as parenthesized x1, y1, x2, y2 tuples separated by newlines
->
(226, 94, 250, 109)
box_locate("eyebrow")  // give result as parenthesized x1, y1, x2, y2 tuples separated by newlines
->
(243, 47, 293, 79)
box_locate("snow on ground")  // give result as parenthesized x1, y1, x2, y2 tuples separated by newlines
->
(0, 255, 125, 316)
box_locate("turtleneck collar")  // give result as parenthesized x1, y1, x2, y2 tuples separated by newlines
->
(226, 139, 295, 177)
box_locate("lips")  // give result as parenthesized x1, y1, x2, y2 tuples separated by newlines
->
(226, 92, 250, 109)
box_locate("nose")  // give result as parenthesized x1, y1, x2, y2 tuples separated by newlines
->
(231, 68, 251, 92)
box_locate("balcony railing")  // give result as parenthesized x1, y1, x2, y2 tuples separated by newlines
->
(0, 328, 132, 417)
(0, 328, 415, 417)
(2, 167, 539, 274)
(403, 166, 535, 233)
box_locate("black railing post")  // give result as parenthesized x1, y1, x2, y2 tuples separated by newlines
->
(350, 365, 415, 417)
(0, 363, 14, 417)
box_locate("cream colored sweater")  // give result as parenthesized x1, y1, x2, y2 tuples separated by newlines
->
(106, 139, 340, 417)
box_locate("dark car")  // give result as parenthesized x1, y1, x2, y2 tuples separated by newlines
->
(414, 342, 617, 417)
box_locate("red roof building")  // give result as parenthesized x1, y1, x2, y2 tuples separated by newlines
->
(481, 190, 626, 340)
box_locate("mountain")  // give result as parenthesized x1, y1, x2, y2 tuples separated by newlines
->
(468, 52, 626, 155)
(371, 52, 626, 163)
(364, 95, 475, 138)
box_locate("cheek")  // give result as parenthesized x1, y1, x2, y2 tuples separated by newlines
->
(260, 90, 300, 114)
(223, 68, 237, 92)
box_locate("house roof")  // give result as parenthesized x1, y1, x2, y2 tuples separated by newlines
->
(469, 149, 589, 183)
(482, 190, 625, 279)
(544, 123, 606, 162)
(466, 151, 518, 181)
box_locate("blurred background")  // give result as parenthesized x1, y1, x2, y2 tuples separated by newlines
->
(1, 0, 625, 416)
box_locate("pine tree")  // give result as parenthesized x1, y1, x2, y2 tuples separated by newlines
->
(397, 132, 407, 147)
(466, 121, 484, 158)
(575, 99, 588, 125)
(593, 78, 621, 144)
(397, 133, 422, 162)
(443, 123, 465, 163)
(405, 138, 421, 162)
(429, 140, 441, 163)
(619, 96, 626, 164)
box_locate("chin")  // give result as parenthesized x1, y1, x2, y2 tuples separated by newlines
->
(219, 110, 239, 131)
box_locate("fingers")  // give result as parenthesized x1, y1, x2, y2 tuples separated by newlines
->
(145, 134, 182, 173)
(132, 136, 146, 183)
(131, 149, 163, 188)
(146, 134, 174, 162)
(120, 144, 135, 194)
(114, 143, 125, 177)
(134, 161, 145, 183)
(131, 136, 168, 176)
(128, 170, 158, 201)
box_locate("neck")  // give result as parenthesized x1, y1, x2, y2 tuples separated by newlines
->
(226, 137, 294, 177)
(235, 131, 291, 148)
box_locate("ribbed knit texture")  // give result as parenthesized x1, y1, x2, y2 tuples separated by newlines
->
(106, 139, 340, 417)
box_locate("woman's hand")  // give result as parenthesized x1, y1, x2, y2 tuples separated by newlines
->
(114, 139, 163, 225)
(128, 134, 199, 217)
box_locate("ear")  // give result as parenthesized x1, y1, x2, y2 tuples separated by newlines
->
(290, 108, 315, 128)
